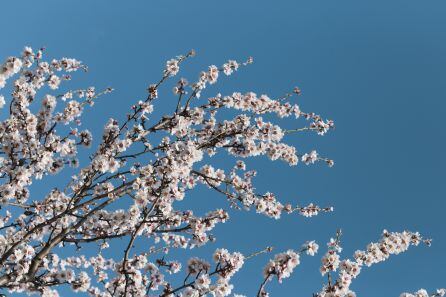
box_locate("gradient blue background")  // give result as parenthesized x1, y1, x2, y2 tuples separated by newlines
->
(1, 1, 445, 296)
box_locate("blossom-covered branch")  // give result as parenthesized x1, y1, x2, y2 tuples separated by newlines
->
(0, 47, 334, 296)
(314, 230, 433, 297)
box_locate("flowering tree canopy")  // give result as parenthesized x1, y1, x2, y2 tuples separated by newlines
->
(0, 47, 442, 297)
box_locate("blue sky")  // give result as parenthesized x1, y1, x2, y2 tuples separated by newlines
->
(1, 0, 445, 296)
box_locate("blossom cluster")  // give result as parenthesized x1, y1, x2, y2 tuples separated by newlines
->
(400, 288, 446, 297)
(258, 241, 319, 296)
(175, 249, 245, 297)
(263, 250, 300, 282)
(316, 230, 433, 297)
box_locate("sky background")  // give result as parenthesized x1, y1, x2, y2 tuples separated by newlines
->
(1, 0, 445, 296)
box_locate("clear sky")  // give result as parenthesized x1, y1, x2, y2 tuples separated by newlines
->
(1, 1, 445, 296)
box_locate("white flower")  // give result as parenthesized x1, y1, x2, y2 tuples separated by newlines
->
(0, 76, 5, 88)
(302, 150, 318, 165)
(207, 65, 219, 84)
(48, 74, 61, 90)
(223, 60, 239, 75)
(304, 240, 319, 256)
(414, 289, 429, 297)
(165, 58, 180, 76)
(195, 274, 211, 290)
(182, 288, 200, 297)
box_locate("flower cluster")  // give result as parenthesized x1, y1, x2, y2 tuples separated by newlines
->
(258, 243, 319, 296)
(263, 250, 301, 283)
(167, 249, 245, 297)
(400, 288, 446, 297)
(0, 56, 23, 89)
(316, 230, 432, 297)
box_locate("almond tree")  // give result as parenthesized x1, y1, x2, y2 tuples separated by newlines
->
(0, 48, 442, 297)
